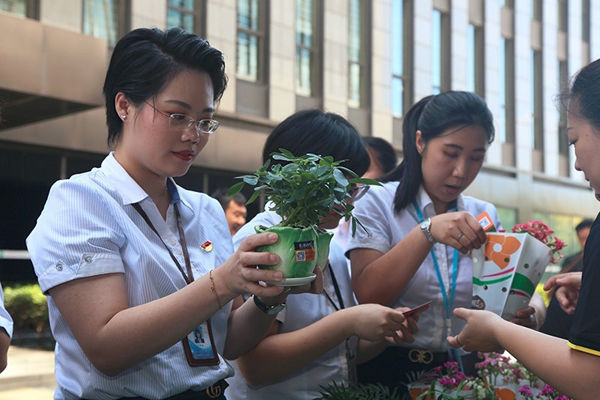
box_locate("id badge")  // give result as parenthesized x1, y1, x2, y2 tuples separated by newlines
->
(182, 319, 219, 366)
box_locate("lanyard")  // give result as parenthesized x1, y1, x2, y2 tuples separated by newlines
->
(413, 200, 464, 370)
(412, 201, 459, 333)
(323, 266, 345, 311)
(322, 266, 357, 384)
(132, 201, 221, 366)
(132, 202, 193, 284)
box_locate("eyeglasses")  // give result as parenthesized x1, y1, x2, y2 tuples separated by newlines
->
(348, 184, 370, 202)
(145, 101, 220, 135)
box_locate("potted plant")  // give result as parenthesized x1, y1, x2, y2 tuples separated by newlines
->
(228, 149, 378, 284)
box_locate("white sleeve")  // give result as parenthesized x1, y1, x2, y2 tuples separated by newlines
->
(0, 284, 13, 338)
(345, 187, 394, 256)
(26, 179, 125, 293)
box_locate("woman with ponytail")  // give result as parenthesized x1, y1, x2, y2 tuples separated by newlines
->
(346, 91, 503, 392)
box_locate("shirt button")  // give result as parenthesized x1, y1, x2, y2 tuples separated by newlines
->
(83, 255, 93, 263)
(56, 263, 63, 271)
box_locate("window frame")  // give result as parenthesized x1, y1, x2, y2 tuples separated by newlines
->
(82, 0, 130, 48)
(166, 0, 206, 36)
(236, 0, 268, 83)
(431, 6, 451, 94)
(295, 0, 323, 98)
(347, 0, 370, 109)
(467, 0, 485, 97)
(0, 0, 39, 18)
(391, 0, 413, 119)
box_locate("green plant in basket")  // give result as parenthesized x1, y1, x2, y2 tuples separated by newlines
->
(229, 148, 379, 280)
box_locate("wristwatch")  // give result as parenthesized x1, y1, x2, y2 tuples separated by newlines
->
(419, 217, 436, 244)
(253, 295, 286, 315)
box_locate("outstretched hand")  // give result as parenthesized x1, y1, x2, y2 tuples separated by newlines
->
(430, 211, 487, 254)
(544, 272, 582, 315)
(446, 307, 504, 353)
(350, 304, 417, 344)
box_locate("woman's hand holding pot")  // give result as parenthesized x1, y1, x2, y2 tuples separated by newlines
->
(218, 232, 286, 299)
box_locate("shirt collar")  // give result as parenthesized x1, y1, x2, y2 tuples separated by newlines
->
(101, 153, 193, 212)
(415, 185, 463, 218)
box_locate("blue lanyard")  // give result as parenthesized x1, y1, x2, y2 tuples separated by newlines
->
(413, 200, 464, 369)
(413, 201, 459, 323)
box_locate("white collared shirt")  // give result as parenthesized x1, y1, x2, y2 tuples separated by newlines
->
(26, 153, 234, 400)
(0, 284, 13, 338)
(225, 211, 357, 400)
(346, 182, 501, 351)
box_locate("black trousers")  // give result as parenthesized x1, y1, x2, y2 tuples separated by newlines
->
(357, 347, 480, 396)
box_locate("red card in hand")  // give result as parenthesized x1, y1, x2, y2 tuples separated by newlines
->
(402, 301, 432, 318)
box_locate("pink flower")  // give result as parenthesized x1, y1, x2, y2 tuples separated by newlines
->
(438, 376, 455, 387)
(512, 220, 566, 264)
(540, 384, 555, 395)
(519, 385, 533, 396)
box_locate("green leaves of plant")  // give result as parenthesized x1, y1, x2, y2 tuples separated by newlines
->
(229, 149, 380, 232)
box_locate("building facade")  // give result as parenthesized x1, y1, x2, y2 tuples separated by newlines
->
(1, 0, 599, 279)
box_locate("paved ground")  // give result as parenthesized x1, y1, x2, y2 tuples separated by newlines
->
(0, 346, 55, 399)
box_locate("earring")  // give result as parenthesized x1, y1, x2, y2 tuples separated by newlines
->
(120, 115, 127, 121)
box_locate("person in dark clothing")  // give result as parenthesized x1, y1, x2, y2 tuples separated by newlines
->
(540, 218, 593, 338)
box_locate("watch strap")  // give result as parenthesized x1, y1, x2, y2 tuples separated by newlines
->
(253, 295, 285, 315)
(420, 217, 436, 243)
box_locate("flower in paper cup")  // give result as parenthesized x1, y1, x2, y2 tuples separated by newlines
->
(512, 220, 566, 264)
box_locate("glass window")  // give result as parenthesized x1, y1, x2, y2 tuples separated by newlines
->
(558, 60, 569, 158)
(498, 38, 507, 143)
(558, 0, 568, 33)
(467, 24, 476, 92)
(431, 9, 442, 94)
(82, 0, 124, 47)
(431, 7, 449, 94)
(167, 0, 204, 35)
(467, 23, 484, 96)
(499, 37, 515, 148)
(296, 0, 319, 96)
(531, 50, 543, 152)
(0, 0, 37, 18)
(237, 0, 265, 82)
(348, 0, 367, 108)
(391, 1, 411, 118)
(582, 0, 590, 62)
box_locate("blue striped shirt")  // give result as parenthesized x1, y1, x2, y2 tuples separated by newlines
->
(26, 153, 234, 400)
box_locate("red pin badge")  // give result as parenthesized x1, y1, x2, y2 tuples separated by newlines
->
(201, 240, 213, 252)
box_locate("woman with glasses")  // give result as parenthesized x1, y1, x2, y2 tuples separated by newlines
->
(26, 28, 320, 400)
(347, 91, 509, 394)
(225, 109, 418, 400)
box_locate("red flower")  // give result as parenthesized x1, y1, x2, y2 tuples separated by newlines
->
(512, 220, 566, 264)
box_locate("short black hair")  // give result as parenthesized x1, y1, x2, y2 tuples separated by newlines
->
(103, 27, 227, 147)
(362, 136, 398, 175)
(576, 218, 594, 232)
(212, 188, 246, 210)
(262, 109, 370, 176)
